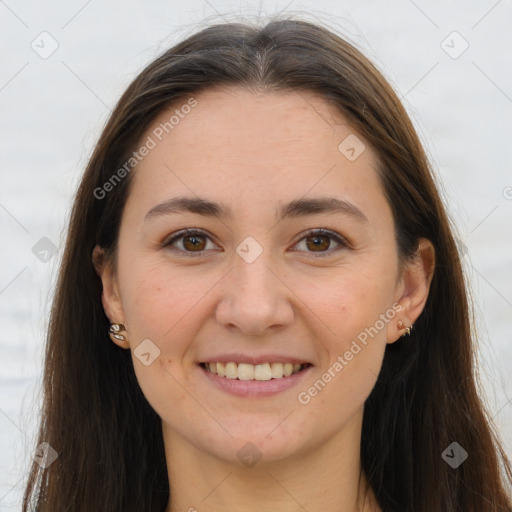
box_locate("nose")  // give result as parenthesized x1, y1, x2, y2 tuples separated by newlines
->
(214, 251, 294, 336)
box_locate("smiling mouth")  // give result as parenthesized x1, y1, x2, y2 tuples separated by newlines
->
(200, 362, 311, 381)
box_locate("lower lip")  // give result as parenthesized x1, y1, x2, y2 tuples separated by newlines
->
(198, 364, 312, 398)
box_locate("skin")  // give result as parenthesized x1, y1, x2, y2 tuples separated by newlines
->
(95, 86, 435, 512)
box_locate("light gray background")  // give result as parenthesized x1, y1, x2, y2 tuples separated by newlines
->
(1, 1, 511, 509)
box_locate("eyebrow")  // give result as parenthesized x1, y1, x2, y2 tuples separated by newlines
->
(144, 196, 368, 223)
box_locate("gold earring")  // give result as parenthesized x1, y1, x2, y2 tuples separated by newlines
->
(109, 323, 127, 341)
(397, 320, 413, 337)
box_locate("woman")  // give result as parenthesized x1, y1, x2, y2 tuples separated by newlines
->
(22, 18, 512, 511)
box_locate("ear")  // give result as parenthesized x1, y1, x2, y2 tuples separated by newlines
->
(387, 238, 436, 344)
(92, 245, 129, 348)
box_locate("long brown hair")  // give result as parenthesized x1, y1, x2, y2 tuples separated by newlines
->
(23, 18, 512, 511)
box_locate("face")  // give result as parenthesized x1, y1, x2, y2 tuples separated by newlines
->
(99, 86, 422, 466)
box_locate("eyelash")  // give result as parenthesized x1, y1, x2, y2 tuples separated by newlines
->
(162, 228, 349, 258)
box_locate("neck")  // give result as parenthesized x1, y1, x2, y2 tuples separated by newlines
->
(163, 410, 380, 512)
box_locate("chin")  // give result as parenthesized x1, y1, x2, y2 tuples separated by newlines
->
(206, 418, 316, 466)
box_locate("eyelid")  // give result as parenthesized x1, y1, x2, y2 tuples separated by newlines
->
(290, 228, 350, 256)
(162, 227, 210, 245)
(162, 227, 220, 256)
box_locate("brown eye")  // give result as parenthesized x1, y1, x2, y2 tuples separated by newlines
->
(293, 229, 347, 257)
(163, 229, 217, 255)
(305, 234, 331, 252)
(182, 234, 207, 251)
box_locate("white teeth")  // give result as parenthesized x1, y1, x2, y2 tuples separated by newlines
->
(237, 363, 255, 380)
(225, 362, 238, 379)
(204, 361, 306, 380)
(254, 363, 272, 381)
(270, 362, 284, 378)
(283, 363, 293, 377)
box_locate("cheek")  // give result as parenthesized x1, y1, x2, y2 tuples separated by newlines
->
(119, 254, 213, 344)
(296, 267, 393, 417)
(297, 259, 397, 339)
(293, 259, 395, 405)
(117, 257, 211, 417)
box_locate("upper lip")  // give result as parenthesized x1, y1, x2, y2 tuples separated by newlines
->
(199, 353, 313, 365)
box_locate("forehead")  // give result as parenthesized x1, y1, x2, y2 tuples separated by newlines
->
(143, 86, 367, 163)
(125, 86, 385, 222)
